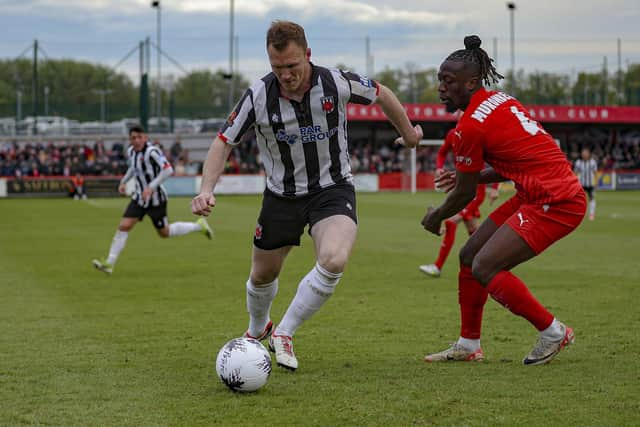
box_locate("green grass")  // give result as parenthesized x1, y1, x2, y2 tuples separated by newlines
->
(1, 191, 639, 426)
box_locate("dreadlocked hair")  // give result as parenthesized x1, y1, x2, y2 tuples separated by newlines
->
(446, 35, 504, 86)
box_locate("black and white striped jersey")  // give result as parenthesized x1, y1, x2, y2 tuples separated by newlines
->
(218, 64, 379, 197)
(125, 141, 172, 207)
(574, 158, 598, 188)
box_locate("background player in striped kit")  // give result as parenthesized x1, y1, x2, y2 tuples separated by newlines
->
(574, 147, 598, 220)
(419, 127, 499, 278)
(92, 125, 212, 275)
(192, 20, 422, 370)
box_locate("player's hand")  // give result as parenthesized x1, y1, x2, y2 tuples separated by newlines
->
(192, 191, 216, 217)
(118, 183, 126, 195)
(488, 187, 499, 205)
(434, 170, 456, 193)
(434, 168, 445, 179)
(421, 206, 442, 235)
(393, 125, 423, 148)
(142, 187, 153, 201)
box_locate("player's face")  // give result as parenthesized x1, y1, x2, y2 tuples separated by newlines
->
(268, 41, 311, 96)
(581, 149, 591, 160)
(438, 60, 476, 113)
(129, 131, 147, 152)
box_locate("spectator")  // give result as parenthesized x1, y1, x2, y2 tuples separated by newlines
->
(170, 139, 184, 162)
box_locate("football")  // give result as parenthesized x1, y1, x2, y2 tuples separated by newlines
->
(215, 337, 272, 392)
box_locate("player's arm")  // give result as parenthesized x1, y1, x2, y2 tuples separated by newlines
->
(118, 166, 134, 194)
(374, 84, 423, 148)
(488, 182, 500, 204)
(148, 150, 174, 191)
(436, 143, 449, 171)
(191, 136, 233, 216)
(422, 170, 480, 235)
(192, 88, 255, 216)
(435, 131, 454, 177)
(479, 167, 508, 184)
(140, 150, 174, 201)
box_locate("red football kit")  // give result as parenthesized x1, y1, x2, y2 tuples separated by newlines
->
(438, 129, 486, 221)
(453, 88, 586, 254)
(438, 129, 501, 221)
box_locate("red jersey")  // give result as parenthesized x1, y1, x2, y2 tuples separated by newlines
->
(453, 88, 581, 204)
(71, 176, 84, 187)
(438, 128, 497, 194)
(436, 130, 455, 170)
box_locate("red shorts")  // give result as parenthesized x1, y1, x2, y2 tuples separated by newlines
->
(488, 191, 587, 254)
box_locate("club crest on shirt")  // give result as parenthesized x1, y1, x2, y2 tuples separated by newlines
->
(320, 96, 335, 114)
(271, 113, 280, 123)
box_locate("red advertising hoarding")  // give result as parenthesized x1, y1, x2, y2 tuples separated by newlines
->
(347, 104, 640, 124)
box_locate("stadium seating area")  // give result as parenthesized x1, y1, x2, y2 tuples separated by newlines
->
(1, 128, 639, 178)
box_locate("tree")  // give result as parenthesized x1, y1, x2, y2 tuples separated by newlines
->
(571, 71, 617, 106)
(623, 63, 640, 106)
(515, 71, 571, 105)
(0, 58, 136, 121)
(374, 67, 403, 96)
(173, 70, 249, 118)
(374, 65, 440, 103)
(412, 68, 440, 103)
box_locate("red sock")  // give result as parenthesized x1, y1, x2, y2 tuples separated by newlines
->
(458, 265, 488, 339)
(435, 220, 457, 269)
(486, 271, 554, 331)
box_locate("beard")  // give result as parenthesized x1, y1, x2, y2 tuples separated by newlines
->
(444, 101, 459, 113)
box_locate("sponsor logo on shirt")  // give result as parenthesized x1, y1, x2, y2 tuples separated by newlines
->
(455, 155, 473, 166)
(359, 77, 374, 88)
(275, 126, 339, 144)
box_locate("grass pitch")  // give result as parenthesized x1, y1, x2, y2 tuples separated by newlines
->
(1, 191, 639, 426)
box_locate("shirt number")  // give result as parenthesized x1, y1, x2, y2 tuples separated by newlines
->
(510, 106, 546, 136)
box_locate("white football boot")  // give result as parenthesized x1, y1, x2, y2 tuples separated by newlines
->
(419, 264, 441, 278)
(523, 323, 574, 366)
(268, 333, 298, 371)
(424, 343, 484, 362)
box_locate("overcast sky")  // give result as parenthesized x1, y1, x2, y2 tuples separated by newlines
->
(1, 0, 639, 84)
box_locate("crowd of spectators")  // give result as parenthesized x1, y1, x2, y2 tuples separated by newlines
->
(566, 128, 640, 170)
(1, 128, 639, 178)
(0, 140, 128, 178)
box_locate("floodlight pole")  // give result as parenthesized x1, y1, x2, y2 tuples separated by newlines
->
(228, 0, 235, 112)
(152, 1, 162, 121)
(33, 39, 38, 135)
(507, 2, 516, 95)
(16, 89, 22, 122)
(44, 86, 49, 116)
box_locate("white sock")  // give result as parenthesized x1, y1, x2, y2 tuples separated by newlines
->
(541, 318, 564, 341)
(107, 230, 129, 265)
(275, 263, 342, 337)
(457, 337, 481, 351)
(589, 199, 596, 217)
(169, 221, 200, 237)
(246, 279, 278, 337)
